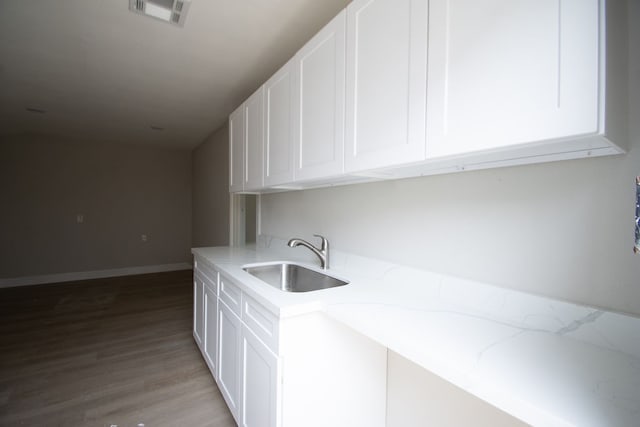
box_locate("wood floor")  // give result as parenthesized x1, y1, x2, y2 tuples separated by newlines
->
(0, 270, 236, 427)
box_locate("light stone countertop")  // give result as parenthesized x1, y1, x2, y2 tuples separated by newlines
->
(192, 238, 640, 427)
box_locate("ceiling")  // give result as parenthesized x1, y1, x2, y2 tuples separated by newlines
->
(0, 0, 350, 150)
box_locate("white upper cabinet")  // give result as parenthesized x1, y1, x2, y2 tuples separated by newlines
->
(425, 0, 609, 158)
(228, 0, 625, 193)
(264, 61, 295, 186)
(244, 87, 265, 191)
(229, 105, 244, 193)
(293, 10, 347, 181)
(344, 0, 429, 173)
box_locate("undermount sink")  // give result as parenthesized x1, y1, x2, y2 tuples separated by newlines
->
(242, 262, 349, 292)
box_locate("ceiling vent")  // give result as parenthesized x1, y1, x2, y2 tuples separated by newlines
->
(129, 0, 191, 27)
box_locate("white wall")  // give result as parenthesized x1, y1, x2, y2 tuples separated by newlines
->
(260, 2, 640, 317)
(192, 124, 230, 248)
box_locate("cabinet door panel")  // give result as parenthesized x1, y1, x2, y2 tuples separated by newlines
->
(204, 285, 218, 376)
(426, 0, 599, 157)
(345, 0, 428, 172)
(229, 105, 245, 193)
(245, 87, 265, 191)
(294, 10, 346, 181)
(265, 62, 295, 186)
(193, 275, 204, 348)
(218, 300, 242, 420)
(219, 274, 242, 316)
(241, 326, 279, 427)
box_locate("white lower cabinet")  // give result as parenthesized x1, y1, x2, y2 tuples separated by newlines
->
(203, 283, 218, 375)
(195, 261, 218, 366)
(218, 299, 243, 419)
(193, 273, 204, 349)
(240, 325, 280, 427)
(194, 260, 386, 427)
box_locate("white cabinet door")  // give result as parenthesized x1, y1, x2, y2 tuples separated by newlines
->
(240, 325, 280, 427)
(193, 275, 204, 348)
(264, 61, 295, 186)
(426, 0, 600, 158)
(244, 87, 265, 191)
(218, 299, 242, 421)
(203, 284, 218, 376)
(229, 104, 245, 193)
(293, 10, 346, 181)
(344, 0, 428, 172)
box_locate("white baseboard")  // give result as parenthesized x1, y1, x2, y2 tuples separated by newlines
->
(0, 262, 193, 289)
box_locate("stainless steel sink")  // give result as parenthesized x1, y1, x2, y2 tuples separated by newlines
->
(242, 262, 349, 292)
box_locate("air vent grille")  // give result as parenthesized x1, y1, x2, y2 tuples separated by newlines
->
(129, 0, 191, 27)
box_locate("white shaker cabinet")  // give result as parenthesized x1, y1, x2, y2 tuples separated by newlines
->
(229, 0, 625, 192)
(218, 299, 243, 420)
(293, 10, 346, 181)
(229, 104, 244, 193)
(229, 90, 263, 193)
(425, 0, 623, 158)
(203, 282, 218, 375)
(240, 325, 280, 427)
(264, 61, 295, 186)
(218, 274, 280, 427)
(344, 0, 429, 173)
(195, 261, 219, 376)
(244, 87, 265, 191)
(193, 256, 386, 427)
(193, 274, 204, 349)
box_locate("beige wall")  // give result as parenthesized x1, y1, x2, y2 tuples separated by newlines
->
(191, 124, 230, 248)
(0, 135, 192, 279)
(260, 2, 640, 317)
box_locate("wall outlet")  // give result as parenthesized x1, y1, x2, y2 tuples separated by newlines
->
(141, 234, 147, 242)
(76, 214, 84, 224)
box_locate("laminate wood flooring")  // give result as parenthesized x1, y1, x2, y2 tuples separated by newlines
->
(0, 270, 236, 427)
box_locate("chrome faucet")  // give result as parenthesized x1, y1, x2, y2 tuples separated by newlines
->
(288, 234, 330, 270)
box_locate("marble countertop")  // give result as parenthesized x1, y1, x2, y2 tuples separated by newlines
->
(192, 239, 640, 427)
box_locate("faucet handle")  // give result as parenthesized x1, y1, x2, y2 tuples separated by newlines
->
(313, 234, 329, 250)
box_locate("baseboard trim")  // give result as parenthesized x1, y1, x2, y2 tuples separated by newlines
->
(0, 262, 193, 289)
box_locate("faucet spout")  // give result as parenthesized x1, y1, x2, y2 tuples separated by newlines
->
(287, 234, 330, 270)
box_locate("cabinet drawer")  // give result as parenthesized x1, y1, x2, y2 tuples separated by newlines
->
(195, 270, 217, 295)
(195, 259, 218, 286)
(219, 274, 242, 317)
(242, 294, 279, 353)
